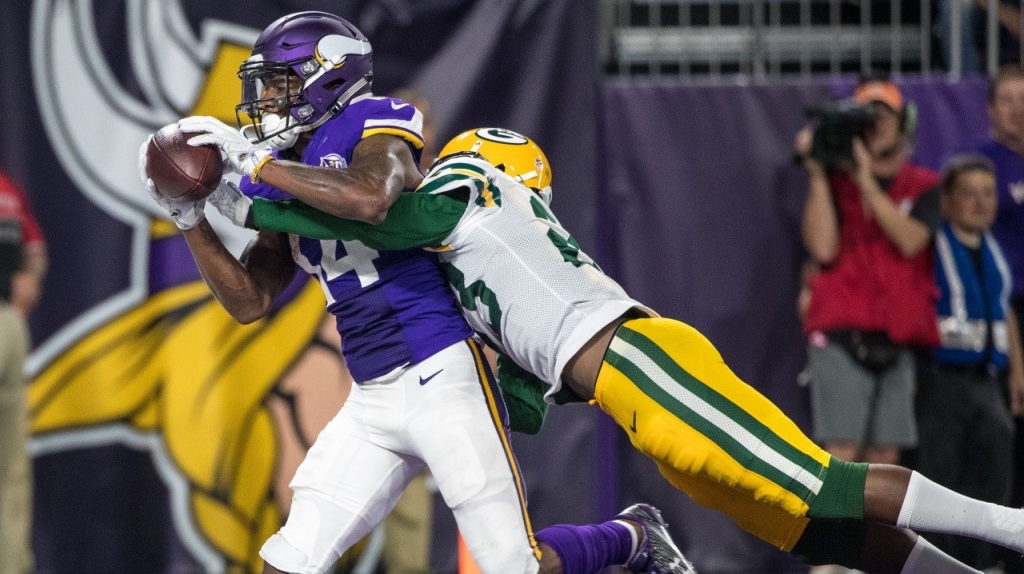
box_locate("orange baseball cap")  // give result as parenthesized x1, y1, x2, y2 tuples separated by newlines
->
(854, 81, 905, 112)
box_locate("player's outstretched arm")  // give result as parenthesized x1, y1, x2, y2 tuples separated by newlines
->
(178, 117, 421, 224)
(258, 134, 422, 224)
(246, 192, 464, 252)
(183, 223, 295, 324)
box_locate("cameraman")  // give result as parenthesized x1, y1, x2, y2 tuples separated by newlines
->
(795, 79, 942, 466)
(0, 169, 44, 574)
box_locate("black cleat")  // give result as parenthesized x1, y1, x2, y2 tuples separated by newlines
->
(617, 503, 697, 574)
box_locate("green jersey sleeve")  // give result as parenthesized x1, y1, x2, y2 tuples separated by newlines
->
(250, 192, 467, 251)
(496, 352, 550, 435)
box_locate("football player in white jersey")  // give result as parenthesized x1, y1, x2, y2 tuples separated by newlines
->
(147, 11, 694, 574)
(207, 127, 1024, 573)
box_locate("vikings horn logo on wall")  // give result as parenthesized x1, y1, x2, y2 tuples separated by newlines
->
(29, 1, 364, 571)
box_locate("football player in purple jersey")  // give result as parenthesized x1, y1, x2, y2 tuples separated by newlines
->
(140, 11, 692, 574)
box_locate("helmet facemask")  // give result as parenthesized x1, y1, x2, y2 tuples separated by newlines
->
(236, 59, 307, 148)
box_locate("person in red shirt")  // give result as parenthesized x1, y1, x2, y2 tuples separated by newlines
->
(0, 170, 46, 317)
(795, 79, 941, 469)
(0, 169, 46, 574)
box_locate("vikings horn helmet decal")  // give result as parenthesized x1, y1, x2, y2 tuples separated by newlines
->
(236, 11, 373, 148)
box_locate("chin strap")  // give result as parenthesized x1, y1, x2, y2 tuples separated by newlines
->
(240, 121, 304, 150)
(537, 186, 553, 206)
(266, 126, 302, 150)
(315, 77, 370, 127)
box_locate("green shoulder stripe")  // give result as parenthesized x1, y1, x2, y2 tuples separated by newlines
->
(430, 160, 489, 178)
(416, 161, 489, 193)
(251, 193, 468, 251)
(417, 173, 486, 197)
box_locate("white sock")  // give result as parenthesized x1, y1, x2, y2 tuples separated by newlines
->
(899, 535, 981, 574)
(896, 471, 1024, 553)
(613, 519, 640, 562)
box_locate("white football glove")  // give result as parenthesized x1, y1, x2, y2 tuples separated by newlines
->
(145, 179, 206, 230)
(207, 179, 252, 228)
(177, 116, 273, 180)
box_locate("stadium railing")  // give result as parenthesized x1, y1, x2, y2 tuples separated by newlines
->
(605, 0, 1023, 80)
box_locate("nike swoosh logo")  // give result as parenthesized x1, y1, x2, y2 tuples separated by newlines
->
(390, 101, 410, 110)
(419, 369, 443, 386)
(629, 411, 638, 433)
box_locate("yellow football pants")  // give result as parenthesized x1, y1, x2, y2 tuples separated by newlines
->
(594, 318, 835, 551)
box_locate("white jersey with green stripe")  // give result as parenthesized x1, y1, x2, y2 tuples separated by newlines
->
(422, 156, 651, 399)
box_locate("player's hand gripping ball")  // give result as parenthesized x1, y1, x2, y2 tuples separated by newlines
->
(145, 124, 224, 202)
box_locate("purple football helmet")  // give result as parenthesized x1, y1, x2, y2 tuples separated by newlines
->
(236, 11, 373, 147)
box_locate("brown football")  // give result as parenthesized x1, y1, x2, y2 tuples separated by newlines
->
(146, 124, 223, 202)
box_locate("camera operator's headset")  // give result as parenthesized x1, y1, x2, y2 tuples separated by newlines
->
(853, 80, 917, 136)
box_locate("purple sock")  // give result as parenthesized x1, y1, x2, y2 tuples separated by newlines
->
(534, 521, 634, 574)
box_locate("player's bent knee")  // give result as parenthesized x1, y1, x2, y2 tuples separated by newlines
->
(789, 518, 866, 568)
(260, 488, 375, 574)
(261, 534, 308, 574)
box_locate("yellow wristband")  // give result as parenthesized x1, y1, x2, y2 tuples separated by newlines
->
(251, 154, 275, 183)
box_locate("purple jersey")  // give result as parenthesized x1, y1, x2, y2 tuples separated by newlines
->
(240, 95, 473, 382)
(976, 139, 1024, 297)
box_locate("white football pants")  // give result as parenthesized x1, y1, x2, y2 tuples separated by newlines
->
(260, 339, 540, 574)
